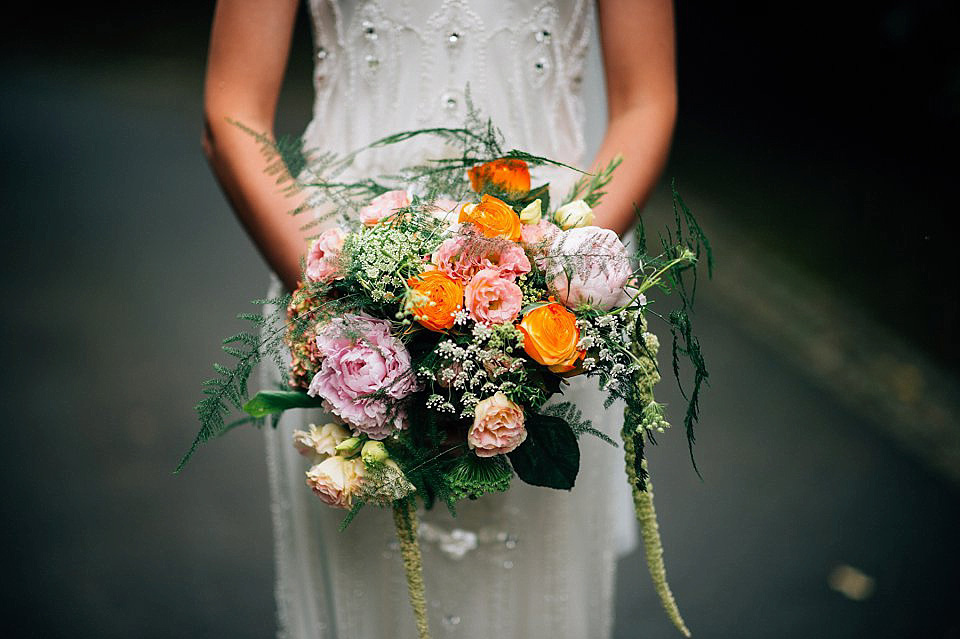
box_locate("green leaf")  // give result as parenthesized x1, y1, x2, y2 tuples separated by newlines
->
(508, 412, 580, 489)
(243, 390, 325, 417)
(519, 183, 551, 213)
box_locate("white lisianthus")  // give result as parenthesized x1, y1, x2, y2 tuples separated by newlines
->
(518, 198, 542, 224)
(292, 422, 351, 460)
(306, 456, 366, 509)
(554, 199, 595, 229)
(335, 436, 363, 456)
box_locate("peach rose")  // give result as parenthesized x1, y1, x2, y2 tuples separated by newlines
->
(517, 302, 582, 373)
(464, 268, 523, 325)
(305, 228, 346, 282)
(467, 392, 527, 457)
(407, 270, 464, 332)
(467, 158, 531, 197)
(458, 195, 522, 241)
(358, 189, 411, 227)
(305, 456, 366, 509)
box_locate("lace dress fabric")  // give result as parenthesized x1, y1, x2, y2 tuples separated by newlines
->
(264, 2, 637, 637)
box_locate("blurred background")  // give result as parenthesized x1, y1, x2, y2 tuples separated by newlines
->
(1, 2, 958, 638)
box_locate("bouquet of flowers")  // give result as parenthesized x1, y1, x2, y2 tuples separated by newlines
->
(178, 110, 711, 639)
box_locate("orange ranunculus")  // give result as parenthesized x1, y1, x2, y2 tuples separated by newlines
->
(517, 303, 583, 373)
(458, 195, 523, 241)
(407, 270, 464, 332)
(467, 158, 531, 197)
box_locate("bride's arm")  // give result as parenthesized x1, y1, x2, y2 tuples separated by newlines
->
(590, 0, 677, 235)
(202, 0, 307, 291)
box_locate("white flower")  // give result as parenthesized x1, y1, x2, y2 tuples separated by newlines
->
(546, 227, 632, 310)
(519, 198, 542, 224)
(554, 199, 595, 229)
(292, 422, 351, 460)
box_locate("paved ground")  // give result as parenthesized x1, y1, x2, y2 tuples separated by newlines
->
(1, 59, 958, 639)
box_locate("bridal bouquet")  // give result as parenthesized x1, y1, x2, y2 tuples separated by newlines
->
(178, 112, 710, 638)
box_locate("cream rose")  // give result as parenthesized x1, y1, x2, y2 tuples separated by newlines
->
(554, 199, 595, 229)
(467, 392, 527, 457)
(519, 198, 542, 224)
(305, 456, 366, 509)
(292, 422, 351, 460)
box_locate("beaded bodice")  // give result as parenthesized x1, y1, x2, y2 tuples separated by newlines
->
(304, 0, 595, 172)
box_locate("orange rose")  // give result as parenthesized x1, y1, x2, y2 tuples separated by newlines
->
(467, 158, 531, 197)
(407, 270, 464, 332)
(517, 303, 583, 373)
(458, 195, 522, 241)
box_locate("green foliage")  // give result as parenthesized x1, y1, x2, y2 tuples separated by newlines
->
(444, 453, 513, 502)
(542, 402, 617, 447)
(339, 500, 366, 532)
(516, 182, 550, 213)
(508, 412, 580, 489)
(243, 389, 324, 417)
(176, 293, 302, 473)
(563, 154, 623, 207)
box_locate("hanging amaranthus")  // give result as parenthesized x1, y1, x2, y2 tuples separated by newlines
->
(393, 498, 430, 639)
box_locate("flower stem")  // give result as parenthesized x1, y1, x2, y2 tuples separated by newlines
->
(393, 498, 431, 639)
(623, 433, 691, 638)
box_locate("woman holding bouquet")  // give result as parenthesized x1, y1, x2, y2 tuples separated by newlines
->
(202, 1, 678, 637)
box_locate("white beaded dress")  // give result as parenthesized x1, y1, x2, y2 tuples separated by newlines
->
(263, 2, 637, 637)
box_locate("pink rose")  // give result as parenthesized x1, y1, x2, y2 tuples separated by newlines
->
(306, 456, 365, 508)
(464, 268, 523, 325)
(358, 189, 411, 226)
(546, 227, 632, 311)
(520, 218, 560, 248)
(306, 227, 346, 283)
(468, 392, 527, 457)
(483, 242, 530, 279)
(308, 314, 419, 439)
(432, 235, 482, 280)
(433, 233, 530, 281)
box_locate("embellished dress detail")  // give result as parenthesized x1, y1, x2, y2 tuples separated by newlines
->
(264, 2, 636, 637)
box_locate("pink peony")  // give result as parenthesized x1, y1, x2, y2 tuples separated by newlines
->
(308, 315, 419, 439)
(358, 189, 411, 226)
(468, 392, 527, 457)
(464, 268, 523, 325)
(546, 227, 632, 311)
(433, 234, 531, 282)
(306, 228, 346, 283)
(306, 456, 366, 509)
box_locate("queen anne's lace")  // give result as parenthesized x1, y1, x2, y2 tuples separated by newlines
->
(265, 2, 638, 638)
